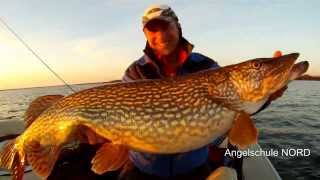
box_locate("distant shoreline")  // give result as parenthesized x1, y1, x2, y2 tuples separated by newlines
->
(296, 74, 320, 81)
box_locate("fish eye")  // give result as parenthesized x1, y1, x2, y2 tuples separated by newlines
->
(252, 61, 261, 69)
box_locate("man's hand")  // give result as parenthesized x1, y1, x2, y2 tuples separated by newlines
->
(270, 85, 287, 101)
(270, 50, 288, 101)
(273, 50, 283, 58)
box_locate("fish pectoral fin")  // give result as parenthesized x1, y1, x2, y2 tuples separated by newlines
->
(91, 143, 128, 175)
(24, 95, 64, 129)
(0, 139, 26, 180)
(24, 140, 61, 178)
(228, 112, 258, 149)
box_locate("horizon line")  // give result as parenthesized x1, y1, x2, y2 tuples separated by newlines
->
(0, 74, 319, 92)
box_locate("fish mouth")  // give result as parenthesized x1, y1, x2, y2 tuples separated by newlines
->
(263, 53, 301, 95)
(267, 53, 309, 81)
(288, 61, 309, 80)
(266, 53, 299, 78)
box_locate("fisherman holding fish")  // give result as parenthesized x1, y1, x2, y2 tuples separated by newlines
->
(46, 5, 286, 180)
(0, 4, 301, 180)
(121, 4, 287, 180)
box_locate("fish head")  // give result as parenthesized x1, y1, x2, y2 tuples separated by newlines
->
(228, 53, 304, 102)
(217, 53, 309, 114)
(207, 53, 308, 114)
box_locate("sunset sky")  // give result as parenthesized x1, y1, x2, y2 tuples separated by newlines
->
(0, 0, 319, 90)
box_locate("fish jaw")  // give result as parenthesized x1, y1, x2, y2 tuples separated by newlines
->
(289, 61, 309, 80)
(261, 53, 299, 95)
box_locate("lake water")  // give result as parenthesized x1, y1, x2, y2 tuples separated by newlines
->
(0, 81, 319, 179)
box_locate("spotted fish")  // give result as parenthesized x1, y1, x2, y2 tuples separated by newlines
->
(0, 53, 309, 179)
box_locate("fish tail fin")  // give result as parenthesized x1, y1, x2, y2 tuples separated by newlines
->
(24, 94, 64, 128)
(0, 138, 26, 180)
(24, 139, 62, 179)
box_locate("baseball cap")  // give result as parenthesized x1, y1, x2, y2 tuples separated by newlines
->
(142, 4, 179, 28)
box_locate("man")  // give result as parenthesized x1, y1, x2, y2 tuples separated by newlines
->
(48, 5, 220, 180)
(121, 4, 286, 180)
(122, 4, 219, 180)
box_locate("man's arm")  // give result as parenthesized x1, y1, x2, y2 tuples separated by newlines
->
(122, 61, 143, 82)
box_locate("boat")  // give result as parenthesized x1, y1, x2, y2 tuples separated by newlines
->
(242, 144, 282, 180)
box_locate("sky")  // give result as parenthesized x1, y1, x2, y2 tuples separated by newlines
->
(0, 0, 319, 90)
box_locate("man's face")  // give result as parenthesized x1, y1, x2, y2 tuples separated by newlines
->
(143, 19, 180, 56)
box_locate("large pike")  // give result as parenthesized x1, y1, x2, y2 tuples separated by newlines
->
(0, 53, 308, 179)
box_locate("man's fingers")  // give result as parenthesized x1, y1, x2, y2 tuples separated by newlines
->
(270, 85, 288, 101)
(273, 50, 282, 58)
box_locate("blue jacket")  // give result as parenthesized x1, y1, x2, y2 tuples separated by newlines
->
(122, 38, 220, 177)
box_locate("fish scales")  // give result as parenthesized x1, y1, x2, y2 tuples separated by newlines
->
(23, 70, 236, 154)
